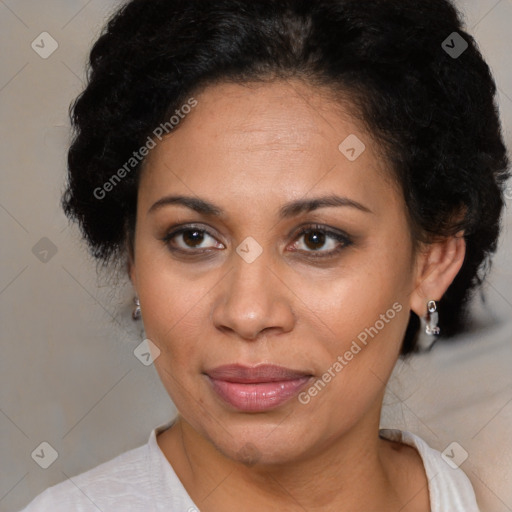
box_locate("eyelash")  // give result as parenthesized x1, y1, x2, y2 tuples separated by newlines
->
(161, 223, 353, 259)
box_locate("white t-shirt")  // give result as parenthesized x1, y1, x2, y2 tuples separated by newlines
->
(18, 419, 481, 512)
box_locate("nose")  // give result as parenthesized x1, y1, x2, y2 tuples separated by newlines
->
(211, 251, 296, 341)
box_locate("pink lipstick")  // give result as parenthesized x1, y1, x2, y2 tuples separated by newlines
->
(205, 364, 312, 412)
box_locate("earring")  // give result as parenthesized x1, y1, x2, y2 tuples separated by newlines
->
(425, 300, 440, 335)
(132, 296, 141, 320)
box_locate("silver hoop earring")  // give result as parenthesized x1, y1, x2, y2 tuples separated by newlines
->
(425, 300, 440, 335)
(132, 296, 141, 320)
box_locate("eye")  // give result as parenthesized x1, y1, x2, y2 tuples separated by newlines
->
(162, 225, 223, 253)
(290, 224, 353, 258)
(161, 223, 353, 259)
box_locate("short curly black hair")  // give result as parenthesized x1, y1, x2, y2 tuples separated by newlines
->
(62, 0, 510, 355)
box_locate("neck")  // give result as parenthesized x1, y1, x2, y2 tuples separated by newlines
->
(157, 412, 412, 511)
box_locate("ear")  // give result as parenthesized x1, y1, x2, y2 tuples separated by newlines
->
(126, 238, 137, 291)
(410, 231, 466, 318)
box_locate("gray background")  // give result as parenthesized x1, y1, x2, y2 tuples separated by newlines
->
(1, 1, 511, 511)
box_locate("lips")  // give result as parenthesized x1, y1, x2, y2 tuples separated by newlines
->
(205, 364, 312, 412)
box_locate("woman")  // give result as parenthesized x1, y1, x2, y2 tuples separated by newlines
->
(20, 0, 509, 510)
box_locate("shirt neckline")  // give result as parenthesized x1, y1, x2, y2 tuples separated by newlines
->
(148, 418, 199, 512)
(146, 420, 474, 512)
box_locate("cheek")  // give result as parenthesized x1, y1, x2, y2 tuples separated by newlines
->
(141, 296, 204, 366)
(310, 287, 407, 395)
(296, 295, 408, 432)
(299, 241, 412, 398)
(139, 282, 209, 413)
(308, 246, 411, 347)
(133, 249, 204, 361)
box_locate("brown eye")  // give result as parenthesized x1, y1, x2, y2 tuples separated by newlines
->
(162, 225, 222, 252)
(182, 229, 205, 248)
(291, 224, 353, 258)
(303, 231, 327, 251)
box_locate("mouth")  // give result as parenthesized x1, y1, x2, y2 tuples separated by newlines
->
(204, 364, 313, 412)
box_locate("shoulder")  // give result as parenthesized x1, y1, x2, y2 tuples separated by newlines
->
(380, 429, 481, 512)
(18, 443, 151, 511)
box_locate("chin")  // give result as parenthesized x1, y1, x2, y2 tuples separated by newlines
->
(203, 416, 316, 468)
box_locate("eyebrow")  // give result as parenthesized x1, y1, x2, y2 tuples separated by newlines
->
(147, 194, 373, 218)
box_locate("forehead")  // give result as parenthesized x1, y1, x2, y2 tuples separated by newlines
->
(139, 80, 398, 216)
(159, 80, 365, 154)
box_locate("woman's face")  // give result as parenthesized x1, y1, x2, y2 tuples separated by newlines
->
(130, 80, 421, 465)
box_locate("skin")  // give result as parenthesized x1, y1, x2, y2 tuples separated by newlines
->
(128, 79, 466, 511)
